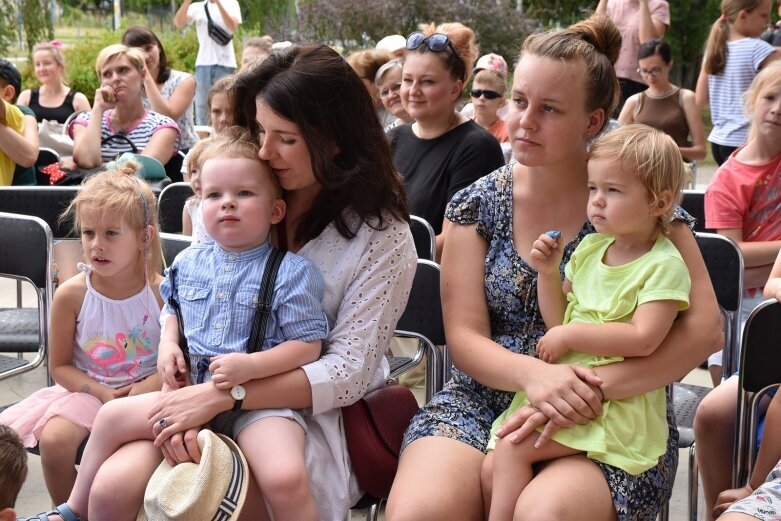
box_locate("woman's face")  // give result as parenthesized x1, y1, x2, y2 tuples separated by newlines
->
(100, 55, 144, 101)
(256, 100, 320, 198)
(506, 54, 603, 168)
(139, 42, 161, 75)
(210, 92, 232, 133)
(33, 50, 62, 84)
(377, 67, 409, 120)
(401, 52, 462, 123)
(637, 54, 671, 88)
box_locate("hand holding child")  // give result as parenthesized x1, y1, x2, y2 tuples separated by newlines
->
(536, 325, 570, 363)
(530, 231, 564, 276)
(712, 485, 754, 519)
(209, 353, 255, 389)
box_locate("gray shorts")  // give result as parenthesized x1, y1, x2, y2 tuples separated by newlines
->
(724, 460, 781, 519)
(189, 354, 306, 439)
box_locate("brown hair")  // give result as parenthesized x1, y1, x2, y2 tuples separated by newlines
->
(588, 124, 685, 234)
(231, 44, 408, 244)
(0, 425, 27, 509)
(473, 69, 507, 94)
(122, 26, 171, 84)
(207, 75, 234, 126)
(347, 49, 392, 82)
(704, 0, 766, 75)
(410, 22, 479, 83)
(199, 126, 281, 198)
(244, 35, 274, 54)
(521, 13, 621, 129)
(64, 165, 163, 275)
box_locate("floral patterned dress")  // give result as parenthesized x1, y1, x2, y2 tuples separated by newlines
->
(403, 163, 693, 520)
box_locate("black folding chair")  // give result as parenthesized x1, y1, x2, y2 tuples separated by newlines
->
(158, 182, 195, 234)
(733, 300, 781, 489)
(161, 232, 192, 268)
(681, 190, 714, 234)
(0, 186, 80, 239)
(661, 232, 744, 521)
(409, 215, 436, 261)
(0, 213, 53, 382)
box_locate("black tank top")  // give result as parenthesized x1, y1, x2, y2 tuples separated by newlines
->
(29, 88, 77, 124)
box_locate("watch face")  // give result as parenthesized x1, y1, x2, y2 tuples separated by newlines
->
(231, 385, 246, 400)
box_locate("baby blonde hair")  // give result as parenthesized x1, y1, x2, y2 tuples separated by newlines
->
(588, 124, 685, 235)
(64, 164, 162, 276)
(199, 126, 281, 198)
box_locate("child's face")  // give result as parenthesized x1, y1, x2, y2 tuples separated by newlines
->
(209, 92, 232, 133)
(470, 80, 505, 119)
(189, 166, 201, 196)
(241, 46, 268, 71)
(199, 157, 285, 252)
(752, 83, 781, 143)
(587, 158, 666, 239)
(737, 0, 772, 37)
(79, 208, 145, 279)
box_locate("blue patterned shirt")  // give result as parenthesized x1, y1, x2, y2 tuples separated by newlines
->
(160, 241, 328, 357)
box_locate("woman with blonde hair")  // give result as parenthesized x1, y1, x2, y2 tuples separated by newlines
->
(387, 13, 722, 521)
(389, 22, 504, 259)
(18, 41, 90, 124)
(68, 44, 180, 169)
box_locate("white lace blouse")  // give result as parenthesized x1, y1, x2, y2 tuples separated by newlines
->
(298, 211, 417, 519)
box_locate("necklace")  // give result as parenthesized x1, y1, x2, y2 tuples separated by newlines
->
(645, 85, 677, 99)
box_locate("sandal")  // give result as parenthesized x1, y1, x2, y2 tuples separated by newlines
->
(18, 503, 81, 521)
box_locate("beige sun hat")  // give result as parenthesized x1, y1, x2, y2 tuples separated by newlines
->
(137, 430, 248, 521)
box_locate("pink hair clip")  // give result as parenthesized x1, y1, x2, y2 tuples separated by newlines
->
(719, 13, 727, 22)
(50, 40, 63, 48)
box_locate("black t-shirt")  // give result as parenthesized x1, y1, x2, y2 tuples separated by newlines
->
(389, 120, 504, 234)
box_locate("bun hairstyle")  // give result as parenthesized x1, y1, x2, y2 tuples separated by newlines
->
(415, 22, 478, 83)
(64, 166, 162, 276)
(521, 13, 621, 127)
(704, 0, 766, 75)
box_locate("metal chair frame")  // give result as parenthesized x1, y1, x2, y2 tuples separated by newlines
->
(409, 215, 436, 262)
(158, 182, 195, 234)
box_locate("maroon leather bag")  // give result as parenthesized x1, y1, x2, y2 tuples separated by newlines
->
(342, 384, 420, 498)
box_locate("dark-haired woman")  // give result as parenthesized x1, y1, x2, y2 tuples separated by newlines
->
(387, 13, 722, 521)
(32, 44, 416, 521)
(389, 23, 504, 260)
(619, 39, 706, 162)
(122, 26, 197, 152)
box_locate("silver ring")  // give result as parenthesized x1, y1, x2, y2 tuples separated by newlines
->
(158, 417, 167, 428)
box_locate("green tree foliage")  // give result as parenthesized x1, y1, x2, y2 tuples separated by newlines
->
(0, 0, 15, 56)
(20, 0, 55, 52)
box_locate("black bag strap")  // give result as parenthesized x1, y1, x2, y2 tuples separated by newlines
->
(204, 3, 212, 21)
(102, 133, 139, 153)
(167, 267, 191, 372)
(246, 247, 286, 354)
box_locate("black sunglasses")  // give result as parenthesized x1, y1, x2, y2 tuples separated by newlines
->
(406, 32, 467, 72)
(470, 89, 502, 100)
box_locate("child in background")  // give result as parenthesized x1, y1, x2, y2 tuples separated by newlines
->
(52, 127, 328, 521)
(469, 68, 509, 143)
(695, 0, 779, 165)
(208, 74, 234, 134)
(181, 137, 213, 243)
(0, 425, 27, 521)
(482, 124, 690, 521)
(241, 35, 273, 70)
(695, 60, 781, 515)
(0, 165, 164, 505)
(703, 60, 781, 384)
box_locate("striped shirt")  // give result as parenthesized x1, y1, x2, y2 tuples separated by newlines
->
(708, 38, 775, 147)
(160, 241, 328, 357)
(69, 109, 180, 163)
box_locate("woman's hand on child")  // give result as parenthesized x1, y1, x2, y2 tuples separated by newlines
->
(522, 361, 604, 428)
(209, 353, 253, 389)
(712, 485, 753, 519)
(495, 403, 561, 447)
(530, 233, 563, 275)
(536, 325, 570, 363)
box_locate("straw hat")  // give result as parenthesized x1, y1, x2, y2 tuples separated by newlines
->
(137, 430, 248, 521)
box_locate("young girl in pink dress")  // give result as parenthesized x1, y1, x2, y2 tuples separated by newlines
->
(0, 165, 164, 505)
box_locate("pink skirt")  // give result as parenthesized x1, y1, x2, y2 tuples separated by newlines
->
(0, 384, 102, 448)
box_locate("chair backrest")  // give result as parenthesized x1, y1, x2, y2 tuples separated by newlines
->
(397, 259, 445, 346)
(682, 190, 713, 233)
(410, 215, 436, 262)
(0, 213, 53, 380)
(0, 186, 80, 239)
(696, 232, 744, 377)
(161, 232, 192, 268)
(158, 182, 195, 234)
(733, 300, 781, 488)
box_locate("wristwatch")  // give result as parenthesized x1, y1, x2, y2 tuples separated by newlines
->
(230, 384, 246, 411)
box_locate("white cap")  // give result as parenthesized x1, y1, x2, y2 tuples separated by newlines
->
(376, 35, 406, 54)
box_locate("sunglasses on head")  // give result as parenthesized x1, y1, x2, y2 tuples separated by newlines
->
(470, 89, 502, 100)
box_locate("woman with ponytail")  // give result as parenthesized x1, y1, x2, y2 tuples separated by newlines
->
(695, 0, 779, 165)
(387, 13, 723, 521)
